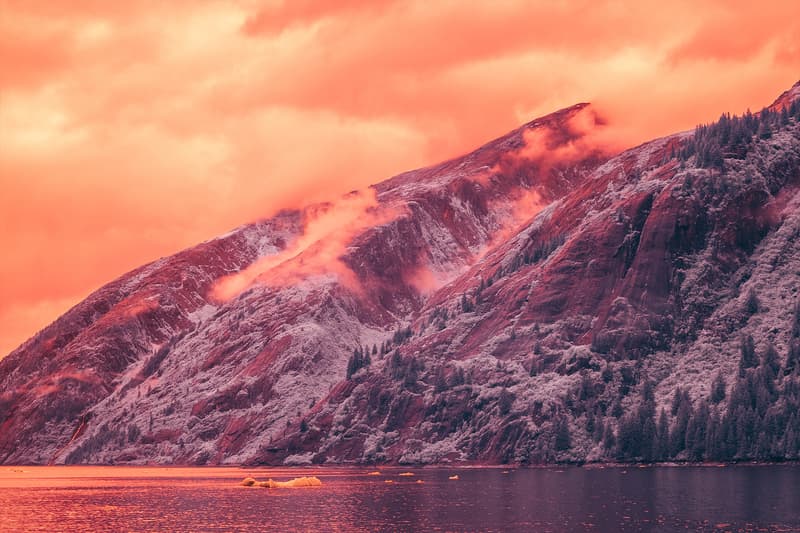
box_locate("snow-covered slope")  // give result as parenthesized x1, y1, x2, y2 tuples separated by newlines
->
(2, 84, 800, 465)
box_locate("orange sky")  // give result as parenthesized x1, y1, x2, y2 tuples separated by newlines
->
(1, 0, 798, 358)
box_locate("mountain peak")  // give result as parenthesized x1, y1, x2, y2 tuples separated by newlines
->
(769, 79, 800, 110)
(373, 100, 606, 200)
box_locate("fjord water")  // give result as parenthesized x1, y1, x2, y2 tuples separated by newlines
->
(1, 465, 798, 532)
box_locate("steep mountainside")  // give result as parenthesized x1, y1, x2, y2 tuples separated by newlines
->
(2, 82, 800, 465)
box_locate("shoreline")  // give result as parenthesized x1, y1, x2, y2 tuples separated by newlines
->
(4, 460, 800, 470)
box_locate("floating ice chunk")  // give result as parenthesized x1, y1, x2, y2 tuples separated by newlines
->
(242, 476, 322, 488)
(448, 475, 459, 480)
(366, 471, 381, 476)
(398, 472, 414, 477)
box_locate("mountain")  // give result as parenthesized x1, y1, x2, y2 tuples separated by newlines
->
(2, 82, 800, 465)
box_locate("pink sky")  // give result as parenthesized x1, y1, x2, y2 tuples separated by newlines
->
(1, 0, 798, 357)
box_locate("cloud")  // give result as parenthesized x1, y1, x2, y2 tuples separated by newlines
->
(0, 0, 798, 357)
(666, 0, 800, 64)
(211, 189, 405, 301)
(490, 106, 622, 179)
(241, 0, 400, 35)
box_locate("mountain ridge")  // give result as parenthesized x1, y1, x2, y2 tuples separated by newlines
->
(1, 82, 800, 465)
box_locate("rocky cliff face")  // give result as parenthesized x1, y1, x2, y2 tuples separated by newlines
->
(2, 82, 800, 465)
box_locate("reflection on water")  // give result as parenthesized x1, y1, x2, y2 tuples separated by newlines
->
(1, 464, 798, 532)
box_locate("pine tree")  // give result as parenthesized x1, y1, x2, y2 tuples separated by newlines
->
(739, 335, 758, 376)
(603, 422, 616, 452)
(640, 381, 657, 460)
(602, 363, 613, 383)
(555, 416, 571, 451)
(403, 357, 421, 387)
(641, 416, 657, 462)
(744, 288, 760, 315)
(786, 340, 800, 376)
(719, 411, 736, 460)
(389, 349, 402, 378)
(434, 366, 448, 393)
(710, 372, 726, 404)
(705, 412, 721, 460)
(784, 414, 799, 458)
(686, 400, 709, 460)
(671, 387, 687, 416)
(347, 346, 371, 379)
(616, 414, 640, 460)
(461, 293, 473, 313)
(670, 392, 693, 457)
(586, 409, 596, 434)
(757, 119, 772, 139)
(346, 349, 359, 379)
(656, 408, 670, 460)
(498, 388, 514, 415)
(592, 414, 605, 443)
(734, 406, 756, 459)
(615, 381, 658, 461)
(762, 342, 780, 379)
(611, 399, 623, 418)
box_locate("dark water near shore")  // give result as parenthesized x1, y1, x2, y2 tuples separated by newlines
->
(1, 464, 798, 532)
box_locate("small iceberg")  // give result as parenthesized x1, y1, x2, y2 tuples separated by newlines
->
(366, 471, 382, 476)
(448, 475, 459, 480)
(241, 476, 322, 488)
(398, 472, 414, 477)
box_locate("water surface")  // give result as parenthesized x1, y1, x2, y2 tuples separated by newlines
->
(1, 464, 798, 532)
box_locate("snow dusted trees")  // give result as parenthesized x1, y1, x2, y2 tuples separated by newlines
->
(460, 293, 474, 313)
(786, 342, 800, 376)
(787, 303, 800, 375)
(710, 372, 726, 404)
(616, 380, 657, 461)
(601, 354, 800, 463)
(554, 415, 571, 451)
(346, 346, 371, 379)
(679, 105, 798, 169)
(669, 388, 693, 458)
(739, 334, 758, 376)
(744, 288, 760, 315)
